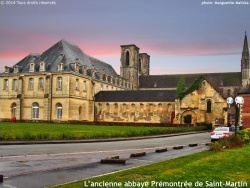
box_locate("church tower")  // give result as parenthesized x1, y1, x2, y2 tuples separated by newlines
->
(139, 53, 150, 76)
(241, 31, 250, 88)
(120, 45, 140, 89)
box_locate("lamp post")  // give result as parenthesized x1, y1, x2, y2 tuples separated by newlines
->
(226, 96, 244, 137)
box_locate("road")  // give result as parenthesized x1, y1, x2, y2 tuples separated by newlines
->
(0, 132, 211, 188)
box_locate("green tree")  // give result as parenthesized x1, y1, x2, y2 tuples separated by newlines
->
(176, 76, 185, 98)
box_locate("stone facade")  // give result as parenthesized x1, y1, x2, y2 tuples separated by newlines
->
(95, 102, 175, 123)
(0, 72, 126, 122)
(174, 80, 227, 125)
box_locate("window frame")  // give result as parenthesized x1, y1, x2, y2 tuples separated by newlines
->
(56, 103, 63, 120)
(32, 102, 39, 119)
(28, 78, 34, 90)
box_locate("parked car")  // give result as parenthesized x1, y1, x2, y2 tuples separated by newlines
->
(210, 127, 234, 141)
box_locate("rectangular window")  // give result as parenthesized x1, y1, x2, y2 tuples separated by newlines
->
(4, 79, 9, 90)
(83, 81, 87, 91)
(57, 77, 62, 90)
(38, 78, 44, 90)
(28, 78, 34, 90)
(75, 79, 79, 90)
(12, 79, 18, 90)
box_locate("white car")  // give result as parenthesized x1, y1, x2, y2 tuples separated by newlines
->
(210, 127, 234, 141)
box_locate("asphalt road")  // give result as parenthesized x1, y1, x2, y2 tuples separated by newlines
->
(0, 132, 211, 188)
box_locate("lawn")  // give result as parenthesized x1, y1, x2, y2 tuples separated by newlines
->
(55, 143, 250, 188)
(0, 122, 206, 141)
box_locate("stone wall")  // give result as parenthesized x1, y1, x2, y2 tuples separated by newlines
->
(95, 102, 175, 123)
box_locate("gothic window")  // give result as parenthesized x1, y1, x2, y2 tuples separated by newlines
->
(139, 59, 142, 72)
(114, 103, 118, 115)
(28, 78, 34, 90)
(56, 103, 62, 120)
(12, 79, 18, 90)
(32, 102, 39, 119)
(125, 51, 130, 66)
(38, 78, 44, 90)
(4, 79, 9, 90)
(11, 103, 17, 117)
(57, 77, 62, 90)
(207, 100, 212, 113)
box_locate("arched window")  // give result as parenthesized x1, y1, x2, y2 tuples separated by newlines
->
(11, 103, 17, 117)
(32, 102, 39, 119)
(56, 103, 62, 120)
(139, 59, 142, 72)
(207, 100, 212, 113)
(125, 51, 130, 66)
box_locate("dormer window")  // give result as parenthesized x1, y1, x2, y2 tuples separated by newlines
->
(4, 66, 10, 73)
(83, 66, 87, 75)
(75, 63, 79, 72)
(29, 63, 35, 72)
(58, 62, 64, 71)
(14, 66, 19, 73)
(105, 74, 109, 82)
(39, 62, 45, 71)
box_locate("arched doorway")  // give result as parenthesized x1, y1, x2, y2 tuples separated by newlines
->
(181, 110, 197, 125)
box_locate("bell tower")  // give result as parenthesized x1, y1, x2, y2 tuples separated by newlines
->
(120, 44, 140, 89)
(241, 31, 250, 88)
(139, 53, 150, 76)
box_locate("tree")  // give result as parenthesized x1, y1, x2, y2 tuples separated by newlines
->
(176, 76, 186, 98)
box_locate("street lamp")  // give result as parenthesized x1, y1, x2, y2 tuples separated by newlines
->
(226, 96, 244, 136)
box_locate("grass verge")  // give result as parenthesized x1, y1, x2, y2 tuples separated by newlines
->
(0, 122, 206, 141)
(54, 144, 250, 188)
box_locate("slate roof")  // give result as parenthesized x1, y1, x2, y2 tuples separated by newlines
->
(8, 40, 118, 76)
(139, 72, 242, 89)
(94, 90, 176, 102)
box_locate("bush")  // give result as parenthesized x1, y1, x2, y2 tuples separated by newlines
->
(196, 122, 212, 130)
(209, 135, 245, 151)
(237, 128, 250, 142)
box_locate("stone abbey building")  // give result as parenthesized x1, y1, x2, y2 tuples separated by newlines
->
(0, 33, 249, 126)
